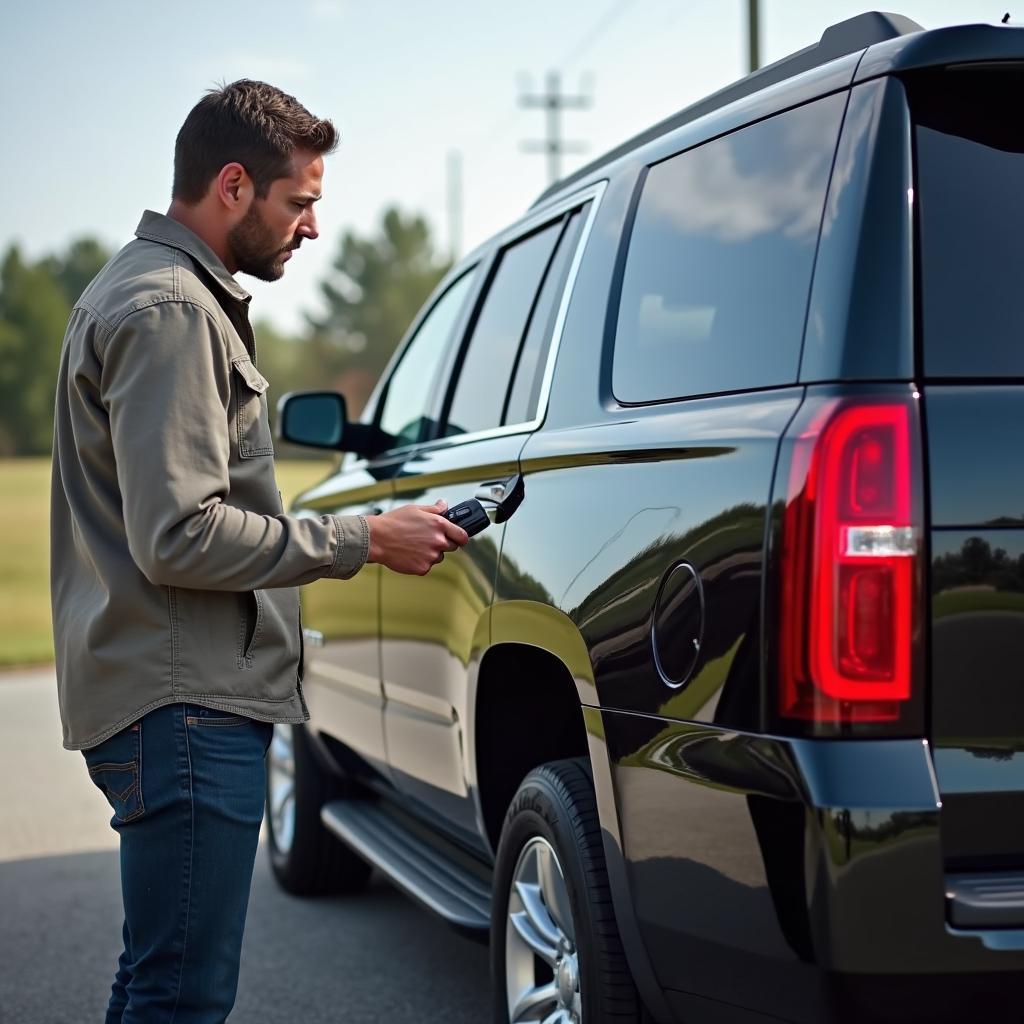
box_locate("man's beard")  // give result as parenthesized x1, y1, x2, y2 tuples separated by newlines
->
(227, 202, 295, 282)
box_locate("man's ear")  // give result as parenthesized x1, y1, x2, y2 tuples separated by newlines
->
(215, 162, 253, 212)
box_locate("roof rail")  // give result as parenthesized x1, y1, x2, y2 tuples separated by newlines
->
(530, 10, 924, 208)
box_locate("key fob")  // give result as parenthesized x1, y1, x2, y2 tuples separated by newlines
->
(444, 499, 490, 537)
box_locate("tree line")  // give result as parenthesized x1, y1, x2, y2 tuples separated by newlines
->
(933, 535, 1024, 594)
(0, 208, 451, 456)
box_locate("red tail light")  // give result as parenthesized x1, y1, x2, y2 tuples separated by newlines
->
(779, 394, 922, 725)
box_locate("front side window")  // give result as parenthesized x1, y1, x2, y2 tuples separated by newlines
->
(613, 92, 845, 403)
(377, 270, 476, 448)
(442, 219, 564, 438)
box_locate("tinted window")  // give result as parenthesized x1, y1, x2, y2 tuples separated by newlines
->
(378, 270, 475, 447)
(912, 68, 1024, 377)
(443, 219, 563, 437)
(613, 93, 844, 402)
(504, 207, 586, 425)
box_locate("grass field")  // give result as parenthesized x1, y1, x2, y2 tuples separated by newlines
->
(0, 457, 336, 667)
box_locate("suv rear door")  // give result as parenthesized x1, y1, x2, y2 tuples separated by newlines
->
(379, 195, 594, 844)
(497, 92, 849, 1006)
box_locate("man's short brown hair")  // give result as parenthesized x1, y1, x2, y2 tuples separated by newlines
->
(172, 80, 338, 204)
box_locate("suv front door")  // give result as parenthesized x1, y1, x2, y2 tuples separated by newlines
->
(299, 268, 479, 781)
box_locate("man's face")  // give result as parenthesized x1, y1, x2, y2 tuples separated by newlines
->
(227, 148, 324, 282)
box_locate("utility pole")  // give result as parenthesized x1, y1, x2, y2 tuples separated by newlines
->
(747, 0, 761, 72)
(446, 149, 463, 261)
(519, 71, 590, 186)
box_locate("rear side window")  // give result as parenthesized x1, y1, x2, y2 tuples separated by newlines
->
(504, 207, 586, 426)
(612, 93, 845, 403)
(912, 66, 1024, 378)
(442, 218, 563, 437)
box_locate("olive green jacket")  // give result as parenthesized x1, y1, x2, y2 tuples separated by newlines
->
(50, 211, 368, 750)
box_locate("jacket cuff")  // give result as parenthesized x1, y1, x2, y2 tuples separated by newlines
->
(328, 514, 369, 579)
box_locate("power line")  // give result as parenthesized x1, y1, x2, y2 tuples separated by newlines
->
(519, 71, 591, 186)
(559, 0, 639, 70)
(478, 0, 639, 154)
(412, 0, 645, 235)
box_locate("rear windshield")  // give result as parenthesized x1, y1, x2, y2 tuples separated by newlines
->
(911, 66, 1024, 378)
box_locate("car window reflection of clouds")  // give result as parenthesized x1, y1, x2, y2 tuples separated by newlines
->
(644, 100, 839, 245)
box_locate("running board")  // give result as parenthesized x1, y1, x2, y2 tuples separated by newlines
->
(321, 800, 492, 937)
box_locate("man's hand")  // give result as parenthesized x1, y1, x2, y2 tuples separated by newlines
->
(365, 500, 471, 576)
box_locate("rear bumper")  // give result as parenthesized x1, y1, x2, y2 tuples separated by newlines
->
(589, 707, 1024, 1023)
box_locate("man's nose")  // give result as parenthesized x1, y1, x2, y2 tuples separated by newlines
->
(298, 208, 319, 241)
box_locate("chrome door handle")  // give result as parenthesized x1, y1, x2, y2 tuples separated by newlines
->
(476, 481, 508, 502)
(303, 628, 325, 648)
(474, 473, 525, 523)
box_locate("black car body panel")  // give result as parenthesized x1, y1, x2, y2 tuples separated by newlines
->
(297, 464, 393, 783)
(380, 430, 520, 851)
(928, 391, 1024, 875)
(856, 22, 1024, 81)
(500, 389, 800, 726)
(800, 76, 914, 384)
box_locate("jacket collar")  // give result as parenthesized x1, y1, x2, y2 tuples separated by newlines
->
(135, 210, 251, 305)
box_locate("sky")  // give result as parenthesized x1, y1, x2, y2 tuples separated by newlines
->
(0, 0, 1008, 334)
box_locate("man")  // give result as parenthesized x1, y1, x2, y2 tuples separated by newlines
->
(49, 80, 468, 1022)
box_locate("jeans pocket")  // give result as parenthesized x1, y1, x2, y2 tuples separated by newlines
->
(185, 705, 251, 728)
(84, 722, 145, 823)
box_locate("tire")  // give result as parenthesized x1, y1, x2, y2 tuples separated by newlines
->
(491, 758, 642, 1024)
(265, 723, 372, 896)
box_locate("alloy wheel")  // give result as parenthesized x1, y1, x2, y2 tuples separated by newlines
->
(267, 723, 296, 855)
(505, 836, 581, 1024)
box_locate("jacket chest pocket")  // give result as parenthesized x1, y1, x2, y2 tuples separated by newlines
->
(232, 355, 274, 458)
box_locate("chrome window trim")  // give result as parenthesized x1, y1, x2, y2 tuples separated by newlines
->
(343, 179, 608, 468)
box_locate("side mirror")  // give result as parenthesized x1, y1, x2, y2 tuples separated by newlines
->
(277, 391, 347, 450)
(276, 391, 393, 458)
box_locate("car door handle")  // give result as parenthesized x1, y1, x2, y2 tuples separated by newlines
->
(476, 480, 510, 503)
(474, 473, 525, 522)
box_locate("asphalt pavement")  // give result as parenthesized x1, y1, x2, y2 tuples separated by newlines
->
(0, 668, 492, 1023)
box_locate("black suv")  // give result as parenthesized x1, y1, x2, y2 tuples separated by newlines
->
(266, 12, 1024, 1022)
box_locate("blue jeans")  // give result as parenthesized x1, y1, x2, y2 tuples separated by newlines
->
(82, 702, 273, 1023)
